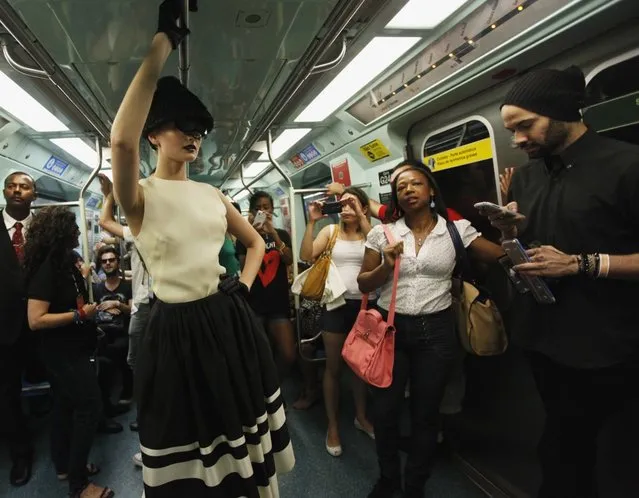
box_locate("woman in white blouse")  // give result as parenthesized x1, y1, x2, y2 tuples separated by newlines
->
(299, 187, 376, 457)
(358, 161, 503, 498)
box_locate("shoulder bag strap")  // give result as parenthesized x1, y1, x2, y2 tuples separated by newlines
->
(381, 224, 401, 327)
(446, 220, 471, 280)
(326, 223, 340, 255)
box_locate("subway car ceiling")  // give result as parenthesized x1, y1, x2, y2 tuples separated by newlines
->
(0, 0, 638, 208)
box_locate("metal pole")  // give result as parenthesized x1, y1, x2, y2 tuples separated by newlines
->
(293, 183, 371, 194)
(32, 201, 80, 208)
(266, 131, 324, 362)
(178, 0, 190, 88)
(78, 136, 102, 302)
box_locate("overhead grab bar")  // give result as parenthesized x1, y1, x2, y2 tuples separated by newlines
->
(32, 201, 80, 208)
(0, 35, 48, 79)
(220, 0, 367, 188)
(78, 135, 102, 302)
(0, 1, 110, 140)
(309, 34, 348, 75)
(239, 161, 252, 197)
(294, 183, 371, 194)
(178, 0, 190, 88)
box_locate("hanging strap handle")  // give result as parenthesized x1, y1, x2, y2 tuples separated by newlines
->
(360, 224, 401, 327)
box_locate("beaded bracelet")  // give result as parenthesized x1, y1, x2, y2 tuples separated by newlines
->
(578, 253, 604, 279)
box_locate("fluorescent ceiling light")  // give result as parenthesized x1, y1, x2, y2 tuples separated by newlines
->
(386, 0, 469, 29)
(50, 138, 99, 168)
(259, 128, 313, 159)
(295, 37, 420, 123)
(0, 70, 67, 132)
(244, 161, 270, 178)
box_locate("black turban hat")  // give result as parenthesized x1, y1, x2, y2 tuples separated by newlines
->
(144, 76, 214, 137)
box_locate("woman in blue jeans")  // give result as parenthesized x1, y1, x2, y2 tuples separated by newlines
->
(358, 161, 503, 498)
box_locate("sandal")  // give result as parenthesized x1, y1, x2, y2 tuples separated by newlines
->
(58, 463, 100, 481)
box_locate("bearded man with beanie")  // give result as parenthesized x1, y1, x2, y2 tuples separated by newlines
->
(480, 65, 639, 498)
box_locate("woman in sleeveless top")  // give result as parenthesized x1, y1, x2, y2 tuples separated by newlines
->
(109, 2, 295, 497)
(299, 187, 376, 456)
(218, 201, 242, 277)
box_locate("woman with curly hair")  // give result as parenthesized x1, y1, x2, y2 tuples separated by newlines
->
(24, 206, 114, 498)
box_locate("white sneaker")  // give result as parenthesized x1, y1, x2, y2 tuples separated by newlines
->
(133, 452, 143, 468)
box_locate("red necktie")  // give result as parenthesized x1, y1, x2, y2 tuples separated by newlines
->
(12, 222, 24, 263)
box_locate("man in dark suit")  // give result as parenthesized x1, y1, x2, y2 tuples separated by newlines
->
(1, 171, 37, 486)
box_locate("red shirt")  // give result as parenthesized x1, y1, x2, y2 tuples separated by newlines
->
(377, 204, 463, 221)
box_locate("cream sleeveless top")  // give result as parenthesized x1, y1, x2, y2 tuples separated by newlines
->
(133, 176, 227, 303)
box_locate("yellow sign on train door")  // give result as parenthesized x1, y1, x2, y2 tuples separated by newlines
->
(360, 139, 391, 162)
(423, 138, 493, 171)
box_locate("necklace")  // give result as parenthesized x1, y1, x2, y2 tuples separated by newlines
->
(413, 217, 436, 247)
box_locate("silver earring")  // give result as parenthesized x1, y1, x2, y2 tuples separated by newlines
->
(430, 199, 436, 209)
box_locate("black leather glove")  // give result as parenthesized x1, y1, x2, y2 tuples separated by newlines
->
(218, 275, 249, 299)
(157, 0, 198, 49)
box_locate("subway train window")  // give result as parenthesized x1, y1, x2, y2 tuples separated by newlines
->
(423, 118, 500, 242)
(584, 53, 639, 145)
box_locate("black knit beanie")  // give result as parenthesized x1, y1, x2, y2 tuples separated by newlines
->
(501, 66, 586, 122)
(144, 76, 214, 136)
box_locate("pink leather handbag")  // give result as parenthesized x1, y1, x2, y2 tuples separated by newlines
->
(342, 225, 400, 388)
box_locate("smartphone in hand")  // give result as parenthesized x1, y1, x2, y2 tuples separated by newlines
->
(474, 201, 517, 218)
(321, 201, 343, 215)
(253, 210, 267, 227)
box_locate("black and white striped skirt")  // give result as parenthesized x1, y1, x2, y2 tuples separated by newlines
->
(135, 291, 295, 497)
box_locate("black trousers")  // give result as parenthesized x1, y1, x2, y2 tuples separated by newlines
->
(44, 345, 102, 494)
(97, 325, 133, 410)
(528, 351, 639, 498)
(372, 308, 460, 495)
(0, 331, 34, 460)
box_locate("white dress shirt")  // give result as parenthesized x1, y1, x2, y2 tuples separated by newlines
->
(3, 209, 32, 241)
(365, 215, 480, 315)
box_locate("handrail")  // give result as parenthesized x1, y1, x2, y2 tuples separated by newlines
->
(309, 34, 348, 75)
(0, 1, 110, 140)
(219, 0, 367, 188)
(0, 35, 47, 79)
(32, 201, 80, 208)
(78, 136, 102, 302)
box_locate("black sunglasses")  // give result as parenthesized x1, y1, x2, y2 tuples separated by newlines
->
(101, 257, 117, 264)
(174, 119, 208, 139)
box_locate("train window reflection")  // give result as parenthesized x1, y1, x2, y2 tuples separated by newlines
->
(584, 54, 639, 146)
(423, 118, 500, 241)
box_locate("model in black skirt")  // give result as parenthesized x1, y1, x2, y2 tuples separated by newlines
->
(109, 2, 295, 496)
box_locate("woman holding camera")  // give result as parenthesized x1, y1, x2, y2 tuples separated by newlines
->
(299, 186, 376, 457)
